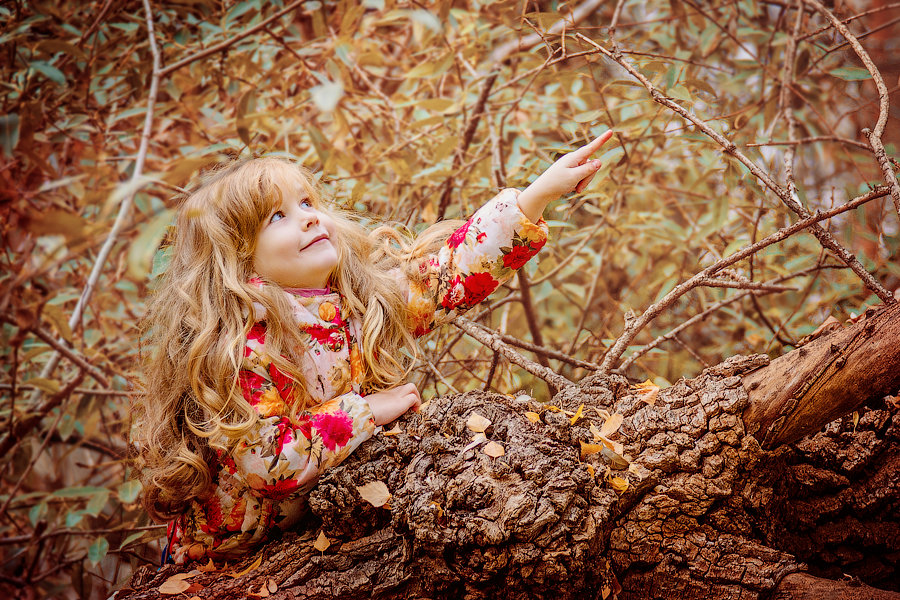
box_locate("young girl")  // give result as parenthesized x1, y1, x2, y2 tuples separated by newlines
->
(135, 130, 614, 564)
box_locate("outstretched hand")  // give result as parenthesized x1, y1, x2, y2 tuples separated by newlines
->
(365, 382, 421, 426)
(517, 130, 615, 223)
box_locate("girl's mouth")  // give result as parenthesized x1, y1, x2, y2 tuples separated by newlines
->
(301, 235, 329, 250)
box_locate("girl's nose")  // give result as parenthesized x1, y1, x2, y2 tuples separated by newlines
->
(299, 209, 319, 228)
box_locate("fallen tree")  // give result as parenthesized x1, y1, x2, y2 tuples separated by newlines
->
(117, 301, 900, 600)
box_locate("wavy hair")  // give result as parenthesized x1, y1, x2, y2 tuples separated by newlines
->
(134, 157, 459, 521)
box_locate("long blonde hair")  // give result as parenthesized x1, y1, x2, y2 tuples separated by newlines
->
(135, 157, 458, 521)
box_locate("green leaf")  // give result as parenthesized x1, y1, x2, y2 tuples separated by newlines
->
(0, 113, 19, 157)
(52, 486, 108, 499)
(88, 537, 109, 565)
(235, 88, 257, 146)
(84, 490, 110, 517)
(66, 509, 85, 527)
(119, 531, 147, 550)
(129, 209, 175, 280)
(30, 61, 66, 85)
(828, 67, 871, 81)
(117, 479, 142, 504)
(29, 501, 48, 527)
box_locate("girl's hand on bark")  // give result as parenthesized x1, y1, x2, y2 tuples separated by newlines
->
(516, 130, 614, 222)
(365, 383, 422, 426)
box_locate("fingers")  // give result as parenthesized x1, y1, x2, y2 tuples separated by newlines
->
(565, 129, 614, 164)
(574, 171, 597, 194)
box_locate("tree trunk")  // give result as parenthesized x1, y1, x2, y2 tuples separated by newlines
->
(117, 307, 900, 600)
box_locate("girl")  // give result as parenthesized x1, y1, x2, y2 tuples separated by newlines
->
(135, 130, 614, 564)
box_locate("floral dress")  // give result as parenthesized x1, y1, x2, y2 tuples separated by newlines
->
(166, 188, 548, 563)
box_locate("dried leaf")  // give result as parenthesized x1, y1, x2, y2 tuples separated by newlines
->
(852, 410, 859, 432)
(197, 559, 217, 572)
(268, 579, 278, 593)
(229, 555, 262, 578)
(381, 424, 403, 436)
(314, 531, 331, 552)
(258, 583, 270, 598)
(609, 476, 629, 493)
(600, 413, 624, 438)
(467, 413, 492, 433)
(524, 411, 541, 423)
(570, 403, 584, 425)
(158, 574, 193, 595)
(586, 464, 595, 478)
(631, 379, 659, 406)
(483, 441, 505, 457)
(356, 481, 391, 507)
(580, 441, 604, 459)
(430, 501, 444, 517)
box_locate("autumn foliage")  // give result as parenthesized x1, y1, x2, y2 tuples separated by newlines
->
(0, 0, 898, 598)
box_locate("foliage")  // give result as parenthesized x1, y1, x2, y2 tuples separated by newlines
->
(0, 0, 897, 597)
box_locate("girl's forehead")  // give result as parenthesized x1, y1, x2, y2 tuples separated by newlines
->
(268, 171, 314, 207)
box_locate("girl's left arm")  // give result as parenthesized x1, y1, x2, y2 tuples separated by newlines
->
(405, 131, 614, 336)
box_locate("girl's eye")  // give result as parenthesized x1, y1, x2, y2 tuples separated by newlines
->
(299, 199, 313, 209)
(269, 210, 285, 224)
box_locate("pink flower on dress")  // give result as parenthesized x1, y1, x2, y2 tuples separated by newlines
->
(462, 271, 498, 306)
(441, 276, 466, 310)
(447, 219, 472, 249)
(310, 411, 354, 451)
(239, 371, 268, 400)
(502, 244, 534, 270)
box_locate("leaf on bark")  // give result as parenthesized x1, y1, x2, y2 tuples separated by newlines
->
(314, 531, 331, 552)
(483, 441, 505, 457)
(630, 379, 659, 406)
(356, 481, 391, 507)
(467, 413, 491, 433)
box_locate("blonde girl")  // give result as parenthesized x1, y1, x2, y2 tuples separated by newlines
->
(135, 131, 614, 563)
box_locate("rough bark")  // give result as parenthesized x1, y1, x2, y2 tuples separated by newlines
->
(117, 312, 900, 600)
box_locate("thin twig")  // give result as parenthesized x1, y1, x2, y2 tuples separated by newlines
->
(454, 317, 573, 390)
(574, 31, 894, 304)
(158, 0, 306, 77)
(37, 0, 163, 386)
(801, 0, 900, 221)
(598, 187, 891, 373)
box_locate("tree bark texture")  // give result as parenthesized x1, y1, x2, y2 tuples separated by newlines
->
(118, 317, 900, 600)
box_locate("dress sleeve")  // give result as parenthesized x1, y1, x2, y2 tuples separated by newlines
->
(406, 188, 550, 336)
(232, 346, 376, 500)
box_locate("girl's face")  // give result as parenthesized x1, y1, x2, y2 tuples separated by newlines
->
(252, 187, 338, 289)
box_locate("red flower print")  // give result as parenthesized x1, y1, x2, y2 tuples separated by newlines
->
(200, 497, 224, 532)
(530, 237, 546, 252)
(502, 244, 535, 270)
(307, 326, 344, 351)
(262, 478, 300, 500)
(447, 219, 472, 249)
(268, 363, 293, 398)
(476, 232, 487, 243)
(462, 272, 498, 306)
(310, 411, 354, 451)
(295, 416, 312, 440)
(239, 371, 268, 400)
(441, 276, 466, 310)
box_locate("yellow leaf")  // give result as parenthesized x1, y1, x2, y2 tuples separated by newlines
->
(483, 441, 505, 457)
(631, 379, 659, 406)
(197, 559, 217, 572)
(466, 413, 492, 433)
(356, 481, 391, 507)
(570, 403, 584, 425)
(381, 424, 403, 436)
(267, 579, 278, 593)
(580, 441, 604, 459)
(852, 410, 859, 432)
(586, 464, 595, 478)
(524, 411, 541, 423)
(158, 573, 196, 595)
(313, 531, 331, 552)
(430, 501, 444, 517)
(609, 476, 629, 493)
(600, 413, 624, 438)
(229, 555, 262, 578)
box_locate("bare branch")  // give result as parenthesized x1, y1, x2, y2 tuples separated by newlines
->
(37, 0, 163, 386)
(574, 32, 894, 304)
(598, 187, 892, 374)
(800, 0, 900, 221)
(454, 317, 574, 390)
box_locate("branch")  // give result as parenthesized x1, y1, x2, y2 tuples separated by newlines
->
(598, 187, 892, 374)
(37, 0, 162, 385)
(800, 0, 900, 221)
(158, 0, 306, 77)
(453, 317, 574, 391)
(574, 32, 895, 305)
